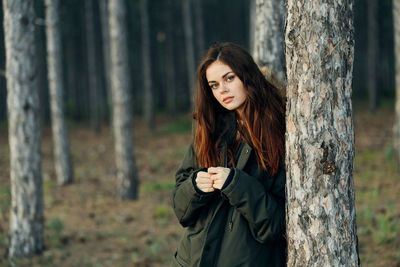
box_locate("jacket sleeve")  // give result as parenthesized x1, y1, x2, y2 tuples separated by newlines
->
(172, 145, 216, 227)
(221, 163, 286, 243)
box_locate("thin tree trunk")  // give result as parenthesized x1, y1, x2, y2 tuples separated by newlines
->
(45, 0, 73, 185)
(99, 0, 113, 128)
(252, 0, 286, 85)
(108, 0, 139, 200)
(393, 0, 400, 171)
(193, 0, 205, 61)
(3, 0, 44, 257)
(182, 0, 196, 110)
(367, 0, 378, 112)
(141, 0, 154, 130)
(86, 0, 100, 133)
(285, 0, 359, 266)
(165, 0, 177, 113)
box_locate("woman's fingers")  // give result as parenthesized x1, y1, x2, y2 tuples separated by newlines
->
(213, 183, 223, 188)
(196, 172, 213, 184)
(195, 172, 215, 192)
(209, 168, 229, 179)
(195, 168, 230, 191)
(207, 167, 230, 190)
(212, 181, 224, 190)
(196, 177, 211, 182)
(196, 177, 213, 185)
(207, 167, 222, 174)
(197, 171, 211, 178)
(208, 167, 229, 175)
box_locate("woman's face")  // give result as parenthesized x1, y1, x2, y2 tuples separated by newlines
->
(206, 61, 247, 111)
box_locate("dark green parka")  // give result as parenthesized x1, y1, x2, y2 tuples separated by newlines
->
(172, 128, 287, 267)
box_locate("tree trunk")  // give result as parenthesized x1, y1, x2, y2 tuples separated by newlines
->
(393, 0, 400, 171)
(182, 0, 196, 110)
(0, 5, 4, 120)
(45, 0, 73, 185)
(3, 0, 44, 257)
(367, 0, 378, 112)
(108, 0, 139, 200)
(85, 0, 100, 133)
(165, 0, 177, 113)
(99, 0, 113, 128)
(285, 0, 359, 266)
(140, 0, 154, 130)
(252, 0, 286, 85)
(193, 0, 205, 61)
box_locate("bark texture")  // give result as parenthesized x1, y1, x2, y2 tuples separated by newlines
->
(394, 0, 400, 169)
(253, 0, 286, 83)
(3, 0, 44, 257)
(141, 0, 154, 130)
(182, 0, 196, 109)
(285, 1, 359, 266)
(45, 0, 73, 185)
(108, 0, 139, 200)
(367, 0, 378, 112)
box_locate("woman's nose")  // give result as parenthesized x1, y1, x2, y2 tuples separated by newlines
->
(220, 83, 229, 93)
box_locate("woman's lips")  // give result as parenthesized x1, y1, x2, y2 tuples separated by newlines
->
(223, 96, 234, 104)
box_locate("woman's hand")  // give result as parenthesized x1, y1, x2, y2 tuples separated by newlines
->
(208, 167, 231, 190)
(195, 171, 215, 193)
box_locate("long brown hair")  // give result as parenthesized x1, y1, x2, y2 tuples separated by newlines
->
(194, 42, 285, 176)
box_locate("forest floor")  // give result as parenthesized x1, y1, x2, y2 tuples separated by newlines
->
(0, 107, 399, 267)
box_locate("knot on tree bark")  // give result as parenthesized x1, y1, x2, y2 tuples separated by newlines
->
(320, 142, 336, 175)
(20, 16, 29, 26)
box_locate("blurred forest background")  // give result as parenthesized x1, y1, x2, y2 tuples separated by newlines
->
(0, 0, 399, 266)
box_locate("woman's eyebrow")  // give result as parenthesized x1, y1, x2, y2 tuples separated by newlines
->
(208, 71, 233, 84)
(222, 71, 233, 79)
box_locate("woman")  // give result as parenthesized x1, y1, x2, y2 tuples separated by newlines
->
(172, 42, 286, 267)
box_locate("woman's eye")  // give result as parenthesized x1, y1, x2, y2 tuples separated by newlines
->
(226, 75, 235, 82)
(211, 84, 219, 89)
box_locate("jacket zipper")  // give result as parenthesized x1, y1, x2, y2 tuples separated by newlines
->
(229, 208, 236, 231)
(224, 144, 236, 232)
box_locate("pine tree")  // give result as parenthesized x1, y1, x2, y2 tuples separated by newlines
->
(285, 0, 359, 265)
(252, 0, 286, 83)
(3, 0, 44, 257)
(45, 0, 73, 185)
(108, 0, 139, 200)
